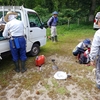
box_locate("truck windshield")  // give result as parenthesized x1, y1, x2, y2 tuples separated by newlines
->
(28, 12, 42, 27)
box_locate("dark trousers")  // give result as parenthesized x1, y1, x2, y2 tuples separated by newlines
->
(9, 36, 27, 62)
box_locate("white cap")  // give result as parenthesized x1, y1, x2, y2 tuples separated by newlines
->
(96, 12, 100, 19)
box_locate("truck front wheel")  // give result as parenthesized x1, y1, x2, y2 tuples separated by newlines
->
(30, 44, 40, 56)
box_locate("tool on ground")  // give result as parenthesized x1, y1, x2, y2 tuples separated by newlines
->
(51, 59, 58, 70)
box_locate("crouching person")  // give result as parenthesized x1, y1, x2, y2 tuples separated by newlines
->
(72, 39, 91, 64)
(3, 11, 27, 73)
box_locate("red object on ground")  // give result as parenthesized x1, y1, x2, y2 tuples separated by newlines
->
(35, 55, 45, 67)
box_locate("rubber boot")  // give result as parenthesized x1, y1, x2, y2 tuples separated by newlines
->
(14, 61, 20, 73)
(51, 37, 54, 42)
(55, 36, 58, 42)
(21, 61, 27, 73)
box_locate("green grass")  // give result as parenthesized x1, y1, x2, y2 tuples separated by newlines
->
(41, 23, 95, 57)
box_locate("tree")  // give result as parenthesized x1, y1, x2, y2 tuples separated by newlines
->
(0, 0, 100, 23)
(89, 0, 96, 21)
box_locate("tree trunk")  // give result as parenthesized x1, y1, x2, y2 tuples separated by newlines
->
(89, 0, 96, 22)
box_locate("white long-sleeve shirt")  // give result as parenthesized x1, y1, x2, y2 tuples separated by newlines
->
(89, 29, 100, 61)
(3, 18, 24, 38)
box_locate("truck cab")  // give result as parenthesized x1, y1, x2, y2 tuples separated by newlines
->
(0, 6, 46, 59)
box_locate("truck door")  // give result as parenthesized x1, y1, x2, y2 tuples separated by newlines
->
(27, 12, 46, 44)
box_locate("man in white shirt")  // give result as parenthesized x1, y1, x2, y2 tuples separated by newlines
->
(89, 12, 100, 89)
(3, 11, 27, 73)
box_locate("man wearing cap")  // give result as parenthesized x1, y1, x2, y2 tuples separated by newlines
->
(2, 11, 27, 73)
(89, 12, 100, 89)
(47, 11, 58, 42)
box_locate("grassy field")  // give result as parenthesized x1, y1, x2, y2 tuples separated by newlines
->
(41, 23, 95, 56)
(0, 23, 99, 100)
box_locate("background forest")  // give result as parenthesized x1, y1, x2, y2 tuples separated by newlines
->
(0, 0, 100, 25)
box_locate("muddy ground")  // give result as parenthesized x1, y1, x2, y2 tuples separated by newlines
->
(0, 53, 100, 100)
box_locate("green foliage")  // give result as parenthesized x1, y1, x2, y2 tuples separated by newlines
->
(0, 0, 99, 23)
(34, 5, 49, 22)
(34, 7, 90, 26)
(58, 8, 83, 25)
(95, 6, 100, 14)
(58, 17, 68, 25)
(60, 8, 77, 18)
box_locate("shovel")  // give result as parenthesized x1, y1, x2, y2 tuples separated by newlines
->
(51, 59, 58, 70)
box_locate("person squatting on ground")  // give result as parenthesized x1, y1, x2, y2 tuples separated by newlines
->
(47, 11, 58, 42)
(89, 12, 100, 89)
(72, 39, 91, 64)
(2, 11, 27, 73)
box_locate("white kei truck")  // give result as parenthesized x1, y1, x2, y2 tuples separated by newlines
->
(0, 6, 47, 60)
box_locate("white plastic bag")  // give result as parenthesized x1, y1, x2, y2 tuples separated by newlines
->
(54, 71, 67, 79)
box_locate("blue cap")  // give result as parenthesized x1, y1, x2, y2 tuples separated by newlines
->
(52, 11, 58, 15)
(83, 39, 91, 45)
